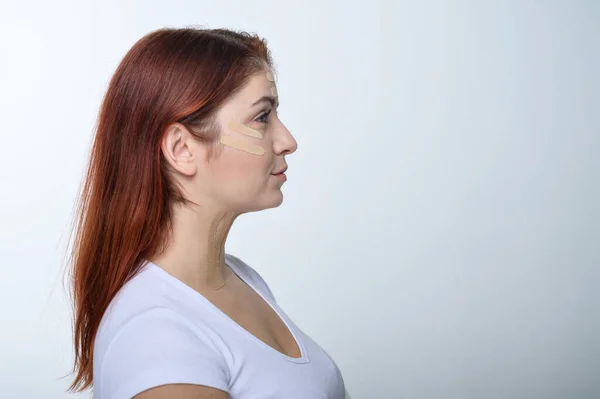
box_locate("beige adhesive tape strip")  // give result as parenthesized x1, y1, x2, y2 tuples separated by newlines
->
(266, 71, 278, 97)
(227, 120, 263, 139)
(220, 135, 265, 155)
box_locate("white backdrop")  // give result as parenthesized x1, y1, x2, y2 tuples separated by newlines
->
(0, 1, 598, 398)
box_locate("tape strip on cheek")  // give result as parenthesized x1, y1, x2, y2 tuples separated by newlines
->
(219, 135, 265, 155)
(271, 86, 278, 97)
(227, 120, 263, 139)
(266, 71, 275, 82)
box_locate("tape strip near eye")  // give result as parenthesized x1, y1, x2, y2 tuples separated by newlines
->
(227, 120, 263, 139)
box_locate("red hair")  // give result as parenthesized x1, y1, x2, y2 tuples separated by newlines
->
(65, 26, 274, 392)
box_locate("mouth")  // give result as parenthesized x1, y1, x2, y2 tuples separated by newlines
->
(272, 172, 287, 182)
(272, 166, 288, 175)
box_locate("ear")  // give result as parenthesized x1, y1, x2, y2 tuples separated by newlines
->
(161, 123, 198, 177)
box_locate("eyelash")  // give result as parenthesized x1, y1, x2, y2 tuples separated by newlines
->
(256, 109, 272, 124)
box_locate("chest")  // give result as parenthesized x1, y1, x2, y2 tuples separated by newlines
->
(205, 277, 302, 359)
(197, 274, 347, 398)
(224, 325, 347, 399)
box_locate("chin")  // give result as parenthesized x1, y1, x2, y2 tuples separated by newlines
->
(237, 190, 283, 214)
(261, 190, 284, 210)
(270, 191, 284, 208)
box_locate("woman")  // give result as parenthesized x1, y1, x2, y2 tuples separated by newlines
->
(66, 27, 350, 398)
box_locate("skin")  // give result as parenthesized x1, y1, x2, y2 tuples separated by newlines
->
(140, 70, 297, 398)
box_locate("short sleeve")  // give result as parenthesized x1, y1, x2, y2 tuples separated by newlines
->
(98, 307, 230, 399)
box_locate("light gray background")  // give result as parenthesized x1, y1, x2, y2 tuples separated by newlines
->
(0, 1, 598, 398)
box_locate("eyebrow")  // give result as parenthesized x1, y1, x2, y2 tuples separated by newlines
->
(251, 95, 279, 108)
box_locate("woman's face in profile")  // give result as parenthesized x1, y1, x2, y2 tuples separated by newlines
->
(196, 70, 298, 213)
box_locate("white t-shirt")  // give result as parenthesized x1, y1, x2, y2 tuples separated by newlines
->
(92, 253, 350, 399)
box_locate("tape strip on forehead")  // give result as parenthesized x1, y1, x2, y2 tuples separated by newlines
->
(266, 70, 278, 98)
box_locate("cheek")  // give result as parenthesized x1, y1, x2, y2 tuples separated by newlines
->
(217, 147, 271, 182)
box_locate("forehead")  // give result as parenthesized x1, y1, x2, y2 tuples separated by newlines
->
(235, 71, 274, 105)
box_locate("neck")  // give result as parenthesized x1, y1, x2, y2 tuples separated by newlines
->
(149, 202, 239, 291)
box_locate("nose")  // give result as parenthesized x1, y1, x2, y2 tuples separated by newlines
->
(273, 121, 298, 156)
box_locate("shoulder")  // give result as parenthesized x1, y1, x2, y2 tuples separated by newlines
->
(93, 263, 230, 398)
(95, 261, 170, 348)
(94, 306, 230, 398)
(225, 253, 277, 303)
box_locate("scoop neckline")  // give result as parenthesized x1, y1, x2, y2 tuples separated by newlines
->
(142, 258, 310, 364)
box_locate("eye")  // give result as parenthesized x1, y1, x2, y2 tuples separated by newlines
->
(256, 108, 272, 124)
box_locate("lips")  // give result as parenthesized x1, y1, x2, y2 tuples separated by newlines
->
(272, 166, 288, 175)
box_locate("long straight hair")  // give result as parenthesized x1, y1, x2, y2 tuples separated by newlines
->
(66, 26, 274, 392)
